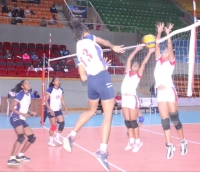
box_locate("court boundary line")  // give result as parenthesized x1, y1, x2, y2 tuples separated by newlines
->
(42, 126, 126, 172)
(112, 121, 200, 145)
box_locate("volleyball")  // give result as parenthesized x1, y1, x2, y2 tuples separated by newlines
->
(142, 34, 156, 48)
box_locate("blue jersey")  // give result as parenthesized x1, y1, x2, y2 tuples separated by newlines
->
(46, 86, 64, 111)
(76, 34, 107, 76)
(10, 90, 31, 120)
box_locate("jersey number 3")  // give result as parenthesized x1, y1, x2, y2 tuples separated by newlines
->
(80, 49, 93, 67)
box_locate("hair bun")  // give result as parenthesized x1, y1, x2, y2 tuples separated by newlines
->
(71, 18, 82, 28)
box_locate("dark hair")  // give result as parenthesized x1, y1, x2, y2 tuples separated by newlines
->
(131, 61, 140, 67)
(14, 80, 25, 93)
(71, 18, 89, 40)
(49, 76, 59, 87)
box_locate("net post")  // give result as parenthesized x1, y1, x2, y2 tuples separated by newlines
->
(41, 56, 45, 126)
(48, 33, 51, 88)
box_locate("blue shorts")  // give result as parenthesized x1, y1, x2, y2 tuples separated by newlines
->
(87, 70, 114, 100)
(10, 117, 29, 129)
(47, 109, 63, 118)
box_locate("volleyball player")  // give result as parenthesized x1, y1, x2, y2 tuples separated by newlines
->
(63, 18, 124, 171)
(122, 46, 155, 152)
(155, 22, 187, 159)
(45, 76, 68, 146)
(7, 80, 37, 166)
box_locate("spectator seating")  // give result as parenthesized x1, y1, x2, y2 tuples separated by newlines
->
(175, 0, 200, 18)
(0, 0, 64, 27)
(79, 0, 186, 34)
(0, 41, 125, 78)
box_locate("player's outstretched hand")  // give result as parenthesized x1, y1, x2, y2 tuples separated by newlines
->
(156, 22, 164, 33)
(112, 45, 125, 53)
(103, 57, 112, 66)
(149, 48, 155, 53)
(135, 45, 144, 52)
(165, 23, 174, 35)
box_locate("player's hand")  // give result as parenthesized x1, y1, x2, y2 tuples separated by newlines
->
(50, 110, 55, 116)
(112, 45, 125, 54)
(65, 109, 68, 116)
(135, 45, 144, 52)
(149, 48, 155, 53)
(165, 23, 174, 35)
(30, 112, 37, 117)
(103, 57, 111, 66)
(22, 114, 30, 118)
(156, 22, 164, 33)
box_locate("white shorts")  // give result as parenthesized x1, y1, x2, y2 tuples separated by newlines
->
(122, 95, 139, 109)
(157, 87, 178, 102)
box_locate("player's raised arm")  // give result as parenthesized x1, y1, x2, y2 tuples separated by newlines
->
(165, 23, 175, 61)
(95, 37, 125, 54)
(138, 48, 155, 76)
(155, 22, 164, 59)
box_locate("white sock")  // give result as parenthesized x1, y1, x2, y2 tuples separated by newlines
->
(100, 143, 107, 152)
(50, 136, 53, 142)
(56, 133, 60, 139)
(18, 152, 24, 157)
(129, 138, 135, 144)
(69, 130, 77, 137)
(135, 139, 140, 144)
(10, 156, 16, 160)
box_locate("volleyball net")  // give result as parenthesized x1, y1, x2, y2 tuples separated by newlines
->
(40, 21, 200, 124)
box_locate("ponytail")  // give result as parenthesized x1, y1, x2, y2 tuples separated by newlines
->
(14, 80, 25, 93)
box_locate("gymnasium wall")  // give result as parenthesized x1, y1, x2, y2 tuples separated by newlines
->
(0, 76, 146, 108)
(0, 24, 139, 53)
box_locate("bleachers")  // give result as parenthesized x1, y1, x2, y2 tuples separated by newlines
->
(175, 0, 200, 18)
(173, 74, 200, 97)
(0, 41, 125, 78)
(81, 0, 186, 34)
(0, 0, 64, 27)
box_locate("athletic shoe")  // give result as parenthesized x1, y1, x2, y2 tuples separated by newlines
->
(125, 141, 135, 151)
(63, 136, 73, 152)
(16, 155, 30, 162)
(180, 140, 188, 156)
(94, 150, 110, 171)
(48, 141, 56, 147)
(132, 142, 143, 152)
(54, 137, 63, 145)
(7, 159, 20, 166)
(166, 143, 176, 159)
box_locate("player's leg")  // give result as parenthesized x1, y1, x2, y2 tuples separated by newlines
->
(48, 115, 57, 147)
(16, 123, 36, 162)
(168, 101, 188, 156)
(130, 108, 143, 152)
(7, 118, 25, 166)
(123, 106, 135, 151)
(54, 111, 65, 145)
(138, 110, 144, 127)
(158, 102, 176, 159)
(63, 98, 99, 152)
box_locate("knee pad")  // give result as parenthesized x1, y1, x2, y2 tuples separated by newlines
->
(139, 116, 144, 123)
(125, 120, 131, 129)
(170, 111, 182, 130)
(58, 121, 65, 131)
(50, 124, 57, 132)
(17, 134, 25, 144)
(130, 120, 138, 129)
(161, 118, 170, 130)
(27, 134, 36, 143)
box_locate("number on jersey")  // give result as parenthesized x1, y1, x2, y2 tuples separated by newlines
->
(80, 49, 93, 67)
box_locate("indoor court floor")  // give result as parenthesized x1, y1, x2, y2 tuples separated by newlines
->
(0, 108, 200, 172)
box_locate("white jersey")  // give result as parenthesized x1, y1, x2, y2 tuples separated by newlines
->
(76, 34, 107, 76)
(154, 56, 175, 88)
(46, 86, 64, 111)
(11, 90, 31, 120)
(121, 70, 142, 95)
